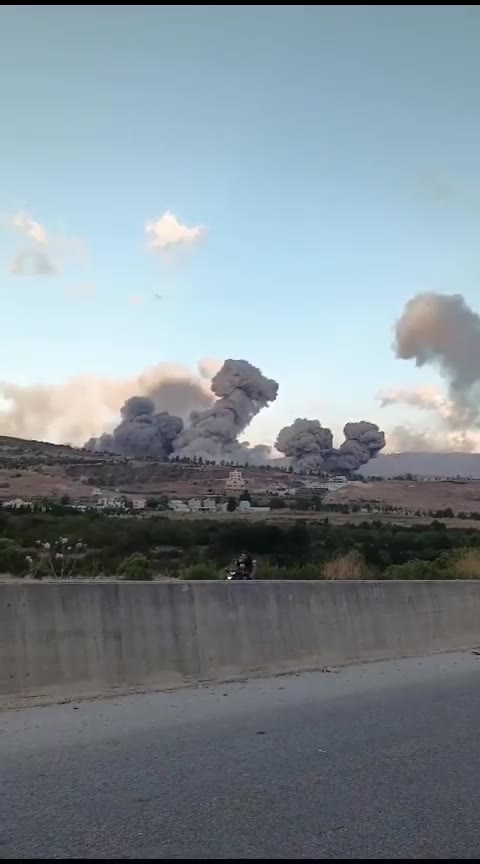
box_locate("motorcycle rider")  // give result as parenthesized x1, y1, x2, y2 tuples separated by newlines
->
(235, 552, 257, 580)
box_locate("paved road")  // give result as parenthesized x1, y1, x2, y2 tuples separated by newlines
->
(2, 652, 480, 859)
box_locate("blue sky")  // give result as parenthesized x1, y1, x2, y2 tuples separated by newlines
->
(1, 5, 479, 447)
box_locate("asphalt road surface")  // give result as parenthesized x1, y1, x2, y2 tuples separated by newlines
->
(2, 652, 480, 859)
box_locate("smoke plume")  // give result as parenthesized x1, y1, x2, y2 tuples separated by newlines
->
(274, 418, 385, 473)
(88, 358, 279, 463)
(394, 293, 480, 428)
(173, 359, 279, 461)
(274, 419, 333, 472)
(89, 397, 184, 458)
(0, 362, 214, 446)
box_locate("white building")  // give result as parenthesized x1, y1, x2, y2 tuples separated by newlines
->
(131, 497, 147, 511)
(2, 497, 30, 509)
(97, 496, 126, 510)
(168, 499, 190, 513)
(225, 469, 247, 492)
(202, 498, 217, 511)
(302, 475, 349, 492)
(238, 499, 252, 512)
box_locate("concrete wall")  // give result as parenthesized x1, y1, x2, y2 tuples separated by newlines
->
(2, 580, 480, 702)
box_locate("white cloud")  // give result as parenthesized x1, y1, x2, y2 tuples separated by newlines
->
(145, 211, 205, 254)
(10, 250, 57, 276)
(9, 211, 49, 246)
(386, 424, 480, 453)
(6, 210, 57, 275)
(379, 385, 480, 453)
(4, 210, 86, 278)
(378, 386, 458, 424)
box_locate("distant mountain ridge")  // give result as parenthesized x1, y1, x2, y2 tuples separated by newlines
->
(360, 452, 480, 479)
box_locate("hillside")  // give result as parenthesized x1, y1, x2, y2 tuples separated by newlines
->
(0, 434, 297, 500)
(360, 452, 480, 479)
(324, 478, 480, 514)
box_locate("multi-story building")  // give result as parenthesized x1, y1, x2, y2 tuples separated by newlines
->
(225, 469, 247, 492)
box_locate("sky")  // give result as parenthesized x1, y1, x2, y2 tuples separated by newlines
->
(1, 4, 480, 450)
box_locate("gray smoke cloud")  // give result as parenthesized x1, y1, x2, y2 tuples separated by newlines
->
(0, 361, 214, 446)
(274, 419, 333, 472)
(173, 359, 279, 462)
(394, 292, 480, 428)
(275, 418, 385, 473)
(88, 358, 279, 463)
(334, 421, 386, 471)
(88, 396, 184, 458)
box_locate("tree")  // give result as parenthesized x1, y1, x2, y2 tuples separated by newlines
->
(269, 496, 286, 510)
(117, 553, 153, 581)
(25, 537, 87, 579)
(239, 490, 252, 503)
(226, 497, 237, 512)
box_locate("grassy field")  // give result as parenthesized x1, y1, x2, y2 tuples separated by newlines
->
(152, 509, 480, 531)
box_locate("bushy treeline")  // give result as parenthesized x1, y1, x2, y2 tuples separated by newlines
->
(1, 510, 480, 580)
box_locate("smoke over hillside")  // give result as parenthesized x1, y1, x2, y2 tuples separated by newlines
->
(88, 397, 184, 459)
(173, 359, 279, 462)
(88, 359, 280, 465)
(0, 351, 386, 473)
(87, 359, 385, 472)
(274, 419, 385, 473)
(0, 362, 214, 446)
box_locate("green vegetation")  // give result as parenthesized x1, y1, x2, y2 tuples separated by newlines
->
(117, 552, 153, 581)
(1, 509, 480, 580)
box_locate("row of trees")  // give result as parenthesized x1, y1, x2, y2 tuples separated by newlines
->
(1, 509, 480, 579)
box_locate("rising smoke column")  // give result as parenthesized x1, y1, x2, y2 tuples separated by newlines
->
(87, 396, 183, 458)
(87, 359, 278, 462)
(274, 419, 333, 472)
(172, 359, 279, 461)
(330, 421, 385, 472)
(275, 418, 385, 473)
(394, 292, 480, 428)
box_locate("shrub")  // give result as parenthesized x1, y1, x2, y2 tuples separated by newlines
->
(258, 561, 322, 580)
(383, 559, 438, 580)
(117, 553, 153, 581)
(178, 562, 219, 580)
(323, 551, 374, 580)
(0, 538, 26, 575)
(451, 548, 480, 579)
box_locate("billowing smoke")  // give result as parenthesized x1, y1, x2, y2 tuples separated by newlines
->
(394, 293, 480, 428)
(89, 396, 183, 458)
(334, 421, 386, 471)
(172, 359, 279, 461)
(0, 361, 214, 446)
(89, 359, 279, 464)
(274, 418, 385, 473)
(274, 419, 333, 472)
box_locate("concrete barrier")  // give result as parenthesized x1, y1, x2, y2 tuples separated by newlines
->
(1, 580, 480, 702)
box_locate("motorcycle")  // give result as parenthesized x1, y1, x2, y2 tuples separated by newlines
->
(224, 564, 252, 581)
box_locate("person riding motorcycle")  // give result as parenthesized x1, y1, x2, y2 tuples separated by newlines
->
(234, 552, 257, 580)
